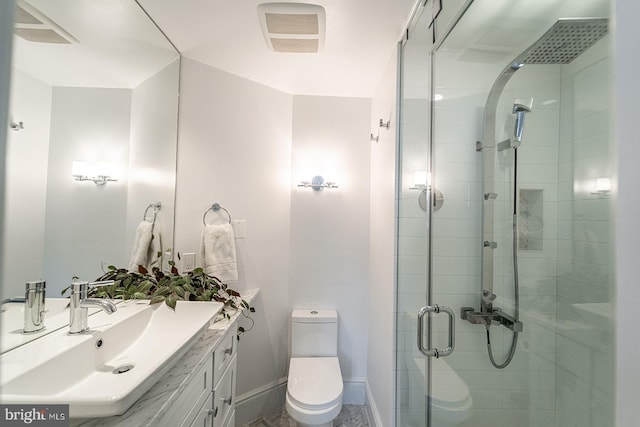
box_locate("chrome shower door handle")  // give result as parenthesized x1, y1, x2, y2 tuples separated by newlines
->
(417, 304, 455, 358)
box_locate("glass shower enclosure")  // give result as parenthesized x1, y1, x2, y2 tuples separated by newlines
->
(395, 0, 614, 426)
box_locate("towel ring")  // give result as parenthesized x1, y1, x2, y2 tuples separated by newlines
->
(143, 202, 161, 221)
(203, 203, 232, 225)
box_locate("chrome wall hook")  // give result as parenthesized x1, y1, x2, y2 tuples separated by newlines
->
(10, 121, 24, 131)
(370, 118, 391, 143)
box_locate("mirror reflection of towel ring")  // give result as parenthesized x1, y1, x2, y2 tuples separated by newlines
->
(203, 203, 232, 225)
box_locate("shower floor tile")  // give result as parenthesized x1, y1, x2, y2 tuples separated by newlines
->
(243, 404, 371, 427)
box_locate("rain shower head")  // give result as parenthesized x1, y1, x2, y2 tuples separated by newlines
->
(519, 18, 608, 65)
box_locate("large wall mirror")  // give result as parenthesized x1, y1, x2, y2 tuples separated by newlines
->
(5, 0, 180, 299)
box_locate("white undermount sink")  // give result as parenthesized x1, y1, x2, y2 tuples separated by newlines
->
(0, 299, 223, 417)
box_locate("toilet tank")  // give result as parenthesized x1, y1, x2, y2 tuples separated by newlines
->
(291, 309, 338, 357)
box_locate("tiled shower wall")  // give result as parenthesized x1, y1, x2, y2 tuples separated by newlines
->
(555, 37, 614, 427)
(430, 53, 561, 427)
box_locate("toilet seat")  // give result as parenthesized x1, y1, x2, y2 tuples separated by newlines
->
(287, 357, 343, 411)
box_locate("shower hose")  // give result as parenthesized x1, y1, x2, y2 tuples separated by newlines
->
(486, 149, 521, 369)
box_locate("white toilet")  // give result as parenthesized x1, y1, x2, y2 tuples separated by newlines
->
(286, 309, 344, 427)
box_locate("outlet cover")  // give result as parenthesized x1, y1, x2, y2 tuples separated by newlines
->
(183, 252, 196, 271)
(232, 220, 246, 239)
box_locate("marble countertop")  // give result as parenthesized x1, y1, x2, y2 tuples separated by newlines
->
(71, 288, 259, 427)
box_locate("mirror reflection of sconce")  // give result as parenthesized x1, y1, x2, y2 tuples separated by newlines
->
(298, 175, 338, 191)
(410, 171, 444, 211)
(72, 161, 118, 186)
(370, 118, 391, 143)
(591, 177, 611, 198)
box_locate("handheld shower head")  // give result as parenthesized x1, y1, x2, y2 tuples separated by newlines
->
(512, 97, 533, 146)
(513, 98, 533, 114)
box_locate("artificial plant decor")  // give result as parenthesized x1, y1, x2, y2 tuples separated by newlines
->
(63, 261, 255, 337)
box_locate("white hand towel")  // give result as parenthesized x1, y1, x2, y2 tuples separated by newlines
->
(200, 223, 238, 283)
(129, 221, 154, 272)
(148, 217, 163, 270)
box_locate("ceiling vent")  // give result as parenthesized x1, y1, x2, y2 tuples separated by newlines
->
(257, 3, 326, 53)
(14, 1, 78, 44)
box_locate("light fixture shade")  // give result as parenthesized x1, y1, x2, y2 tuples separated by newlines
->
(413, 171, 429, 188)
(596, 177, 611, 192)
(257, 3, 326, 53)
(72, 161, 88, 177)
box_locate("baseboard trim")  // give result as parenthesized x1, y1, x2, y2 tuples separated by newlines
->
(236, 376, 368, 424)
(365, 380, 383, 427)
(343, 377, 367, 405)
(236, 377, 288, 406)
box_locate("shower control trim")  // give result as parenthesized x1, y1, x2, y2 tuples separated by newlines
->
(460, 307, 523, 332)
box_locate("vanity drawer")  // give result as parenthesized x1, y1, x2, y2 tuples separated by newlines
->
(213, 328, 236, 386)
(165, 352, 213, 427)
(222, 410, 235, 427)
(187, 393, 214, 427)
(212, 356, 236, 427)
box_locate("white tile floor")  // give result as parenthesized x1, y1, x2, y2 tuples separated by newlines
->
(243, 405, 371, 427)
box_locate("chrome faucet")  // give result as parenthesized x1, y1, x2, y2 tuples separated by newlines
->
(69, 281, 117, 334)
(24, 280, 46, 333)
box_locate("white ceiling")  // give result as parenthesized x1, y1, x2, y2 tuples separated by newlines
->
(13, 0, 179, 88)
(140, 0, 418, 97)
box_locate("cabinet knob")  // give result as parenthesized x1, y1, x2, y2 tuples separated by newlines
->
(224, 346, 233, 356)
(208, 407, 218, 418)
(221, 395, 232, 406)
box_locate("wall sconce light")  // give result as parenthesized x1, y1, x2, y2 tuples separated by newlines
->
(591, 177, 611, 198)
(72, 161, 118, 186)
(298, 175, 338, 191)
(409, 170, 443, 211)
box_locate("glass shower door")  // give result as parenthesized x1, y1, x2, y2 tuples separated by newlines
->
(397, 0, 614, 426)
(428, 0, 614, 426)
(395, 4, 434, 427)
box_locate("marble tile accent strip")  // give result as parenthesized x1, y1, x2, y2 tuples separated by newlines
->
(243, 404, 371, 427)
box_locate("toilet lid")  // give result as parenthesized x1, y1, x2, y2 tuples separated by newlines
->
(287, 357, 343, 411)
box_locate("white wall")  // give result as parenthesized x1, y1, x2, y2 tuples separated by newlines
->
(127, 59, 180, 265)
(3, 70, 52, 295)
(174, 58, 293, 424)
(175, 58, 373, 423)
(44, 87, 131, 293)
(615, 0, 640, 425)
(289, 94, 372, 398)
(367, 49, 398, 427)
